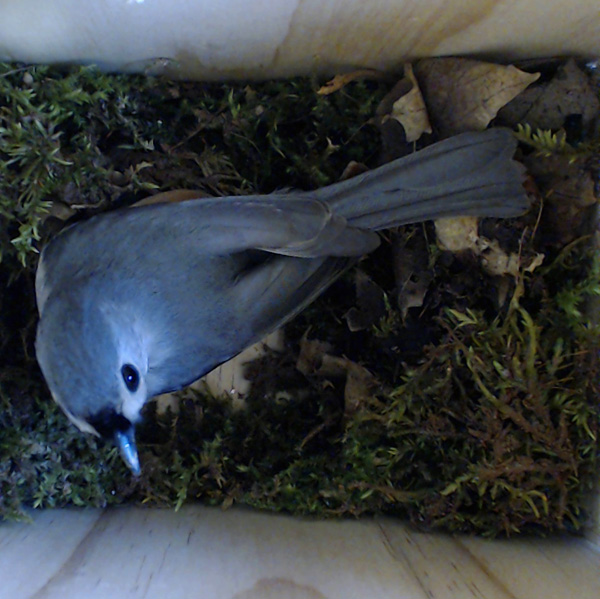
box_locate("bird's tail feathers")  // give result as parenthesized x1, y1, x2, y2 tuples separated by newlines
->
(315, 128, 528, 230)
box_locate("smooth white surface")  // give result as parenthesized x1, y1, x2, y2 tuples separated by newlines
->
(1, 506, 599, 599)
(0, 1, 599, 79)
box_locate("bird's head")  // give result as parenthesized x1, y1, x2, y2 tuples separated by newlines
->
(35, 288, 149, 474)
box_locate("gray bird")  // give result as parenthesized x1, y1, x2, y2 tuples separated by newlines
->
(35, 128, 529, 474)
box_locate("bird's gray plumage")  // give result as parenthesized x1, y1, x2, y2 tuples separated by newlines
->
(35, 128, 529, 473)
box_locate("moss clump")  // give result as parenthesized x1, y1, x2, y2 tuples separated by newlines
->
(0, 63, 385, 267)
(0, 63, 598, 536)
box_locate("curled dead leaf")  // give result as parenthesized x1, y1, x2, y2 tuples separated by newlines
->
(339, 160, 369, 182)
(296, 334, 375, 415)
(392, 231, 433, 317)
(435, 217, 545, 278)
(344, 270, 386, 332)
(435, 216, 479, 253)
(387, 64, 432, 142)
(414, 58, 540, 136)
(525, 153, 597, 244)
(132, 189, 208, 207)
(296, 334, 334, 377)
(497, 59, 600, 135)
(479, 243, 522, 278)
(343, 360, 376, 416)
(317, 69, 385, 95)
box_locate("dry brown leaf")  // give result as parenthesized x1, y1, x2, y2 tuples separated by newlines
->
(132, 189, 207, 207)
(524, 253, 545, 274)
(415, 58, 540, 136)
(486, 245, 544, 279)
(201, 330, 285, 403)
(45, 186, 209, 226)
(497, 59, 600, 134)
(373, 65, 432, 148)
(479, 243, 522, 278)
(388, 63, 432, 142)
(317, 69, 385, 95)
(296, 335, 375, 415)
(318, 355, 375, 416)
(339, 160, 369, 182)
(525, 153, 598, 244)
(46, 200, 76, 223)
(435, 217, 544, 278)
(342, 361, 376, 416)
(392, 232, 433, 317)
(376, 118, 412, 164)
(435, 216, 479, 253)
(344, 270, 386, 332)
(296, 334, 334, 377)
(373, 76, 419, 162)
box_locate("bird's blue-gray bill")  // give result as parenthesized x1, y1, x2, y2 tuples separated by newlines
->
(114, 428, 141, 476)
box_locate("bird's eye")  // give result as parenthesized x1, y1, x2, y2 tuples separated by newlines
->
(121, 364, 139, 392)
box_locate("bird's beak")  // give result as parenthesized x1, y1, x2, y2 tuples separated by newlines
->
(114, 426, 141, 475)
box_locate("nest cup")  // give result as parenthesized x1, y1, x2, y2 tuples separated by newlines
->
(1, 1, 599, 597)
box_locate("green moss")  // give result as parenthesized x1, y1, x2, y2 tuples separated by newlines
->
(0, 63, 598, 537)
(0, 64, 384, 267)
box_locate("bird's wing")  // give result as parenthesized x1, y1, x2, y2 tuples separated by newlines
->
(36, 193, 378, 314)
(128, 194, 380, 258)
